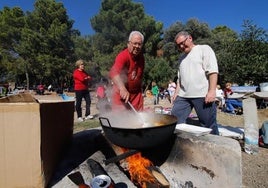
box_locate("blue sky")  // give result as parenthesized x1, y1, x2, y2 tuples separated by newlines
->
(1, 0, 267, 36)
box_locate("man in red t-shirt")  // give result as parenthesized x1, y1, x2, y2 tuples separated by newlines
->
(109, 31, 145, 111)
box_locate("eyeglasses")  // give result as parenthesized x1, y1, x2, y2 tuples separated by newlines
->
(176, 37, 188, 47)
(129, 41, 143, 47)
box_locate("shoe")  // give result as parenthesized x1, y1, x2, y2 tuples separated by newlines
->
(77, 117, 84, 122)
(85, 115, 94, 120)
(228, 111, 236, 115)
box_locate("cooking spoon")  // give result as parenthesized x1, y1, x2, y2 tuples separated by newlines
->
(127, 101, 150, 127)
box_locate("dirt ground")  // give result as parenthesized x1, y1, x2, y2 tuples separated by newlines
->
(35, 92, 268, 188)
(218, 109, 268, 188)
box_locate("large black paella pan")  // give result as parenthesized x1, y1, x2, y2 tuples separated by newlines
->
(99, 112, 177, 149)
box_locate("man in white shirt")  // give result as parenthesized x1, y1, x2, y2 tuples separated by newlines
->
(171, 31, 219, 135)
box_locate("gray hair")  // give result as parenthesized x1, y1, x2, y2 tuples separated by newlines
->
(128, 31, 144, 43)
(174, 31, 190, 42)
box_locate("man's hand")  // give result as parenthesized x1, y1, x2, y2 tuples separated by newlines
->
(119, 87, 129, 103)
(205, 90, 216, 104)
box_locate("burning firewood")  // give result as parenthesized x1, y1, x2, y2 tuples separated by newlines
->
(148, 166, 170, 187)
(126, 152, 170, 188)
(103, 138, 170, 187)
(88, 151, 136, 187)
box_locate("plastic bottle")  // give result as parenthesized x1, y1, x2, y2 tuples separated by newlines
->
(244, 123, 259, 154)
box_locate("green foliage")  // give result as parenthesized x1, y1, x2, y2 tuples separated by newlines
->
(1, 2, 268, 89)
(0, 7, 25, 81)
(162, 19, 268, 86)
(223, 39, 268, 85)
(91, 0, 139, 53)
(90, 0, 163, 56)
(185, 18, 212, 40)
(72, 35, 94, 61)
(240, 20, 267, 41)
(0, 0, 76, 89)
(214, 20, 268, 85)
(144, 56, 175, 88)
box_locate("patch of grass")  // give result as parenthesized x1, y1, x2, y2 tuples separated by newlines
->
(73, 118, 101, 133)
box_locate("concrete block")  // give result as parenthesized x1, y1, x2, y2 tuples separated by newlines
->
(160, 133, 242, 188)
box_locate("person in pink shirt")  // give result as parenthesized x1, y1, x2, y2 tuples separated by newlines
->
(109, 31, 145, 111)
(73, 59, 93, 122)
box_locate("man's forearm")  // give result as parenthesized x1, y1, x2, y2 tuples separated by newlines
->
(112, 75, 126, 90)
(208, 73, 218, 91)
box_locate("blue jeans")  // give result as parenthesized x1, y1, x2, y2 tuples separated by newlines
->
(225, 99, 242, 112)
(171, 97, 219, 135)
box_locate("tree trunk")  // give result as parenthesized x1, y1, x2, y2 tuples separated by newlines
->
(25, 71, 29, 91)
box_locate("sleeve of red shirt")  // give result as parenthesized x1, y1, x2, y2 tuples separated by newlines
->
(109, 49, 128, 78)
(73, 70, 83, 82)
(74, 70, 91, 81)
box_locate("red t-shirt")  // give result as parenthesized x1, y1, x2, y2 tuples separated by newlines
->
(224, 88, 233, 98)
(96, 85, 105, 98)
(110, 48, 144, 93)
(73, 69, 91, 91)
(109, 48, 145, 111)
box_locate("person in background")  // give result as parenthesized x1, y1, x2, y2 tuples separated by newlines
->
(223, 82, 242, 114)
(171, 31, 219, 135)
(73, 59, 94, 122)
(151, 81, 159, 105)
(96, 79, 111, 114)
(215, 84, 225, 109)
(48, 84, 53, 92)
(36, 83, 45, 95)
(167, 79, 177, 103)
(109, 31, 145, 111)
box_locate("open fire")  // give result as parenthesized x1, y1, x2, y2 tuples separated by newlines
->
(127, 152, 155, 185)
(119, 148, 170, 187)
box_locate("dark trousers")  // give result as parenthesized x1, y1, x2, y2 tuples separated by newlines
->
(153, 94, 159, 105)
(75, 90, 91, 118)
(171, 96, 219, 135)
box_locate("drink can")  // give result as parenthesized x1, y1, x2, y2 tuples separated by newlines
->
(90, 174, 113, 188)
